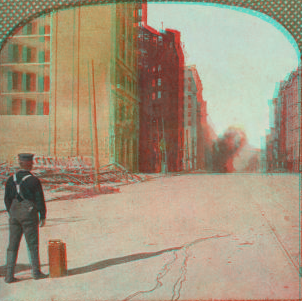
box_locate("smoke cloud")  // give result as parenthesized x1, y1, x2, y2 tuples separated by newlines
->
(212, 127, 247, 173)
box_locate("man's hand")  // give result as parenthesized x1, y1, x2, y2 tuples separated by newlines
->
(39, 219, 46, 227)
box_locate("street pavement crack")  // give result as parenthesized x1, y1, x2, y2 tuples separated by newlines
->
(171, 247, 191, 301)
(122, 251, 178, 301)
(123, 233, 230, 301)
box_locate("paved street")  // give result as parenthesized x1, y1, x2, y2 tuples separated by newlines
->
(0, 173, 300, 300)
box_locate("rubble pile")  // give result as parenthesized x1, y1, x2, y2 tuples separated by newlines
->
(0, 157, 144, 188)
(0, 162, 17, 185)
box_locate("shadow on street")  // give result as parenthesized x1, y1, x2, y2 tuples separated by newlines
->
(67, 246, 182, 276)
(0, 263, 48, 277)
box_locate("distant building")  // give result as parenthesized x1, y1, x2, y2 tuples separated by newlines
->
(183, 65, 208, 171)
(265, 129, 274, 172)
(0, 3, 141, 172)
(260, 136, 267, 173)
(280, 68, 301, 172)
(268, 66, 301, 173)
(138, 23, 185, 173)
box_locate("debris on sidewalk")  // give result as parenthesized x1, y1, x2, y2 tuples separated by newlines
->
(0, 156, 146, 190)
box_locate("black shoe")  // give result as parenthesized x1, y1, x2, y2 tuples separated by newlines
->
(33, 271, 48, 280)
(4, 276, 19, 283)
(5, 250, 19, 284)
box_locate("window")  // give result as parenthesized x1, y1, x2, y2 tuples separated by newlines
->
(12, 99, 22, 115)
(38, 51, 45, 63)
(188, 119, 191, 126)
(38, 76, 44, 92)
(153, 66, 156, 72)
(31, 22, 37, 35)
(152, 79, 155, 87)
(38, 24, 49, 42)
(26, 99, 36, 115)
(152, 93, 155, 100)
(45, 25, 50, 34)
(39, 25, 45, 35)
(44, 76, 50, 92)
(10, 44, 20, 63)
(158, 78, 161, 86)
(37, 101, 44, 115)
(23, 23, 33, 35)
(23, 46, 36, 63)
(12, 72, 22, 91)
(43, 101, 49, 115)
(158, 91, 161, 99)
(25, 73, 36, 92)
(31, 48, 37, 62)
(158, 65, 161, 72)
(28, 23, 33, 34)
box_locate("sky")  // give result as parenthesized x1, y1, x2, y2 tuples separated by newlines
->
(147, 2, 300, 149)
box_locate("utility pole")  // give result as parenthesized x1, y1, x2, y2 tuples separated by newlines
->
(91, 60, 100, 191)
(77, 7, 81, 157)
(88, 60, 100, 192)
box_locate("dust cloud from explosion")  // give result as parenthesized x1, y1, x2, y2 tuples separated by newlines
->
(212, 127, 247, 173)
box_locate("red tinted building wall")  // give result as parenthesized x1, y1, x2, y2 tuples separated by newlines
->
(138, 25, 184, 173)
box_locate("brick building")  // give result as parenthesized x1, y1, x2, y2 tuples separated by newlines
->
(184, 65, 209, 171)
(138, 24, 185, 173)
(267, 66, 301, 172)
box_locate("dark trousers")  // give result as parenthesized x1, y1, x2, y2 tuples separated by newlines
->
(7, 199, 39, 252)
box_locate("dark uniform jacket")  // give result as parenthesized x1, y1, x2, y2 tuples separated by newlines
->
(4, 170, 47, 220)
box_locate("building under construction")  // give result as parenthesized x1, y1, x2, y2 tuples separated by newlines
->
(0, 3, 141, 172)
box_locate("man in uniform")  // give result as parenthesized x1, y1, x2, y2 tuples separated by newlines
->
(4, 153, 47, 283)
